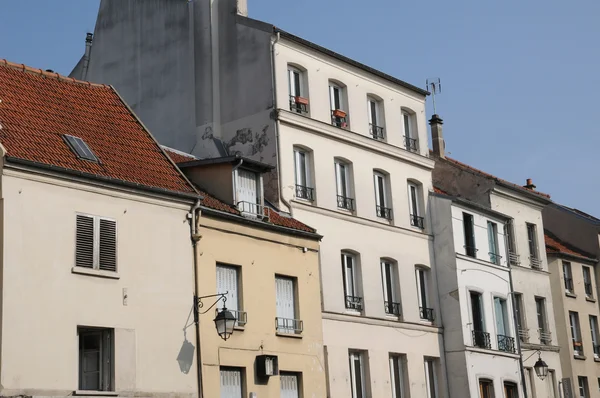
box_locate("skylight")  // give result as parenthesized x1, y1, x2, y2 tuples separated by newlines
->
(63, 134, 98, 162)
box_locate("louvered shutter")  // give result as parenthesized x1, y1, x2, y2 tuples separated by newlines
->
(276, 277, 295, 320)
(236, 170, 258, 206)
(216, 266, 238, 312)
(220, 369, 242, 398)
(98, 219, 117, 272)
(280, 374, 299, 398)
(76, 215, 95, 268)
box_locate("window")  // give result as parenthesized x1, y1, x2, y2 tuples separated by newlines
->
(487, 221, 500, 264)
(329, 82, 348, 128)
(220, 367, 243, 398)
(216, 264, 246, 327)
(64, 134, 99, 162)
(578, 376, 589, 398)
(463, 213, 476, 258)
(527, 223, 541, 268)
(424, 358, 438, 398)
(335, 160, 354, 211)
(79, 328, 113, 391)
(514, 293, 528, 342)
(494, 297, 514, 352)
(505, 220, 519, 265)
(389, 354, 407, 398)
(367, 97, 384, 140)
(590, 315, 599, 358)
(570, 311, 583, 356)
(504, 382, 518, 398)
(536, 297, 550, 344)
(408, 183, 424, 229)
(280, 372, 301, 398)
(76, 214, 117, 272)
(293, 148, 314, 201)
(374, 172, 392, 220)
(547, 370, 557, 398)
(471, 291, 489, 348)
(583, 266, 593, 298)
(275, 276, 302, 334)
(416, 268, 433, 321)
(288, 66, 308, 114)
(402, 111, 418, 152)
(479, 379, 494, 398)
(597, 377, 600, 394)
(563, 261, 574, 294)
(349, 351, 366, 398)
(342, 252, 362, 311)
(235, 169, 261, 215)
(381, 260, 400, 316)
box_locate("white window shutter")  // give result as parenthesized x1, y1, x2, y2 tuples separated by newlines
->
(76, 215, 95, 268)
(276, 277, 295, 320)
(236, 169, 258, 205)
(280, 374, 299, 398)
(220, 369, 242, 398)
(216, 266, 238, 312)
(329, 85, 336, 110)
(98, 219, 117, 272)
(288, 69, 296, 97)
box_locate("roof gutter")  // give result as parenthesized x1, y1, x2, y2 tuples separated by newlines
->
(546, 250, 599, 264)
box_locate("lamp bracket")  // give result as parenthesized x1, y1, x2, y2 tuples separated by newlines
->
(194, 292, 228, 315)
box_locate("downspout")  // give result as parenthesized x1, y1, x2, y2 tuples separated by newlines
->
(190, 199, 204, 398)
(270, 31, 293, 215)
(231, 159, 243, 205)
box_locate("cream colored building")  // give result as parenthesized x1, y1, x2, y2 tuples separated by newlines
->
(546, 233, 600, 398)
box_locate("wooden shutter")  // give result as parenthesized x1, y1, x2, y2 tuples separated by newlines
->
(280, 374, 299, 398)
(216, 265, 239, 312)
(220, 369, 242, 398)
(76, 215, 95, 268)
(98, 219, 117, 272)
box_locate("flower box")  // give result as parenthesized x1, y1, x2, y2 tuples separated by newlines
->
(294, 96, 309, 105)
(332, 109, 347, 118)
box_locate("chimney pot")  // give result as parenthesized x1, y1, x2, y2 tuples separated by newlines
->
(524, 178, 536, 190)
(429, 114, 445, 158)
(85, 33, 93, 44)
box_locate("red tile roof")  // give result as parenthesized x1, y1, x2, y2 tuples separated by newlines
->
(433, 186, 448, 195)
(545, 233, 596, 261)
(0, 60, 195, 195)
(162, 146, 197, 164)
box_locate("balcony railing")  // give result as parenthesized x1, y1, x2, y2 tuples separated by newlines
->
(337, 195, 355, 211)
(473, 330, 492, 349)
(236, 201, 269, 221)
(369, 124, 385, 140)
(530, 257, 543, 270)
(518, 328, 530, 343)
(573, 340, 584, 356)
(585, 282, 593, 297)
(489, 252, 502, 265)
(289, 95, 309, 115)
(564, 277, 574, 293)
(295, 184, 315, 201)
(275, 317, 303, 334)
(464, 245, 478, 258)
(404, 136, 418, 152)
(410, 214, 425, 229)
(498, 334, 516, 353)
(216, 308, 247, 327)
(345, 295, 363, 311)
(420, 307, 434, 321)
(538, 329, 552, 345)
(376, 205, 393, 220)
(331, 109, 348, 128)
(384, 301, 401, 316)
(508, 252, 521, 266)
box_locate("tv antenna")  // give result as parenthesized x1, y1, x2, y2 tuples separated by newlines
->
(426, 78, 442, 115)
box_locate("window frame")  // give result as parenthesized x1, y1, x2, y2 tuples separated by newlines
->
(220, 367, 245, 398)
(75, 213, 118, 273)
(293, 148, 311, 188)
(590, 315, 599, 358)
(583, 266, 593, 298)
(402, 110, 414, 139)
(389, 354, 407, 398)
(503, 381, 518, 398)
(424, 358, 438, 398)
(463, 212, 477, 258)
(329, 83, 344, 111)
(216, 264, 245, 326)
(335, 159, 354, 210)
(381, 260, 400, 316)
(275, 275, 301, 334)
(563, 261, 574, 293)
(536, 297, 548, 341)
(342, 252, 361, 311)
(288, 66, 303, 98)
(408, 182, 421, 217)
(570, 311, 582, 356)
(78, 327, 114, 392)
(349, 351, 367, 398)
(470, 291, 486, 332)
(494, 296, 510, 337)
(487, 221, 500, 265)
(280, 371, 302, 398)
(578, 376, 589, 398)
(416, 268, 430, 315)
(526, 223, 539, 260)
(479, 378, 495, 398)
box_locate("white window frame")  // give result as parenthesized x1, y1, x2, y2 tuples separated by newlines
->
(402, 111, 413, 139)
(329, 83, 343, 111)
(563, 261, 573, 293)
(416, 268, 429, 310)
(335, 160, 351, 199)
(293, 148, 311, 189)
(424, 358, 438, 398)
(381, 260, 398, 308)
(79, 327, 114, 392)
(220, 367, 243, 398)
(235, 168, 260, 206)
(280, 372, 300, 398)
(494, 296, 510, 336)
(342, 253, 358, 299)
(527, 223, 539, 260)
(349, 351, 366, 398)
(275, 275, 298, 333)
(367, 97, 381, 127)
(407, 183, 420, 217)
(487, 221, 500, 264)
(570, 311, 582, 355)
(578, 376, 589, 398)
(288, 66, 303, 98)
(374, 172, 388, 209)
(75, 213, 118, 272)
(583, 266, 593, 297)
(389, 354, 406, 398)
(590, 315, 599, 359)
(216, 264, 244, 326)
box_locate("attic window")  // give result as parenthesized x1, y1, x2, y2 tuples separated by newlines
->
(63, 134, 98, 162)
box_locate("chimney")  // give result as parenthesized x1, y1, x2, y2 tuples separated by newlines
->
(81, 33, 94, 81)
(237, 0, 248, 16)
(429, 114, 445, 158)
(524, 178, 536, 190)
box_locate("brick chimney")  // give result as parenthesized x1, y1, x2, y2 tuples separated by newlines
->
(430, 114, 445, 158)
(524, 178, 536, 190)
(237, 0, 248, 16)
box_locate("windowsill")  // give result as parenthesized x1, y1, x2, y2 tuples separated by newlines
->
(275, 332, 303, 339)
(565, 291, 577, 298)
(574, 354, 586, 360)
(74, 391, 118, 396)
(71, 267, 120, 280)
(586, 296, 596, 303)
(594, 357, 600, 362)
(293, 197, 315, 205)
(234, 325, 245, 331)
(344, 309, 363, 316)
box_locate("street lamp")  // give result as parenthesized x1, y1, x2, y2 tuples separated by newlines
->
(533, 353, 549, 380)
(194, 292, 237, 341)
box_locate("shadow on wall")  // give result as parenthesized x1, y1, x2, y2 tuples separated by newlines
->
(177, 305, 196, 374)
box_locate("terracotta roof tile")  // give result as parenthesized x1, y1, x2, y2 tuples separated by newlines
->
(0, 60, 195, 195)
(544, 233, 596, 261)
(162, 146, 197, 164)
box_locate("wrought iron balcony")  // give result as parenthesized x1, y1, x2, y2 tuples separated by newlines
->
(331, 109, 348, 128)
(410, 214, 425, 229)
(573, 340, 584, 356)
(464, 245, 478, 258)
(345, 295, 363, 311)
(564, 277, 574, 293)
(275, 317, 303, 334)
(404, 136, 418, 152)
(337, 195, 355, 211)
(497, 334, 516, 353)
(530, 257, 543, 270)
(289, 95, 309, 115)
(518, 328, 530, 343)
(538, 329, 552, 345)
(472, 330, 492, 349)
(585, 282, 593, 297)
(384, 301, 401, 316)
(236, 201, 269, 221)
(508, 252, 521, 266)
(376, 205, 393, 220)
(489, 252, 502, 265)
(420, 307, 434, 321)
(295, 184, 315, 201)
(369, 124, 385, 140)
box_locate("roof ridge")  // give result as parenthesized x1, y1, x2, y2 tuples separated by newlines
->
(0, 59, 110, 88)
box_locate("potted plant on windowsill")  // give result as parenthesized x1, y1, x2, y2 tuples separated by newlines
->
(332, 109, 347, 118)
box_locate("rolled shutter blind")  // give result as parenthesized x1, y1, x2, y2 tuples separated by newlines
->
(99, 219, 117, 271)
(76, 215, 94, 268)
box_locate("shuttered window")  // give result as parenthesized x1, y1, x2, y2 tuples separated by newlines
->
(75, 214, 117, 272)
(220, 368, 243, 398)
(276, 276, 296, 320)
(216, 265, 239, 313)
(280, 373, 300, 398)
(236, 169, 258, 205)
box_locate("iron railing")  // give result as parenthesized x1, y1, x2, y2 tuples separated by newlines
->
(384, 301, 401, 316)
(538, 329, 552, 345)
(369, 124, 385, 140)
(530, 257, 543, 269)
(518, 328, 530, 343)
(410, 214, 425, 229)
(508, 252, 521, 266)
(420, 307, 434, 321)
(345, 295, 363, 311)
(464, 245, 478, 258)
(573, 340, 584, 356)
(289, 95, 309, 115)
(376, 205, 393, 220)
(331, 110, 348, 128)
(489, 252, 502, 265)
(337, 195, 355, 211)
(236, 201, 268, 221)
(404, 136, 418, 152)
(232, 310, 247, 327)
(498, 334, 516, 353)
(295, 184, 314, 201)
(472, 330, 492, 349)
(564, 277, 574, 293)
(275, 317, 303, 334)
(585, 282, 593, 297)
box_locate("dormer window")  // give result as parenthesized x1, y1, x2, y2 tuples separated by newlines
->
(288, 66, 309, 115)
(235, 168, 264, 218)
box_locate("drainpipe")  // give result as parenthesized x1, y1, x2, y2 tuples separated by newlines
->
(81, 33, 93, 81)
(270, 32, 293, 215)
(190, 199, 204, 398)
(231, 158, 243, 205)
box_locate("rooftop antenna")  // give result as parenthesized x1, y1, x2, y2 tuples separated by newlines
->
(426, 78, 442, 115)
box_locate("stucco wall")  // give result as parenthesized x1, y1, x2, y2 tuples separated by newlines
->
(1, 171, 196, 397)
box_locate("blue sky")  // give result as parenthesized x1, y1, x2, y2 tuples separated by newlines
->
(1, 0, 599, 214)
